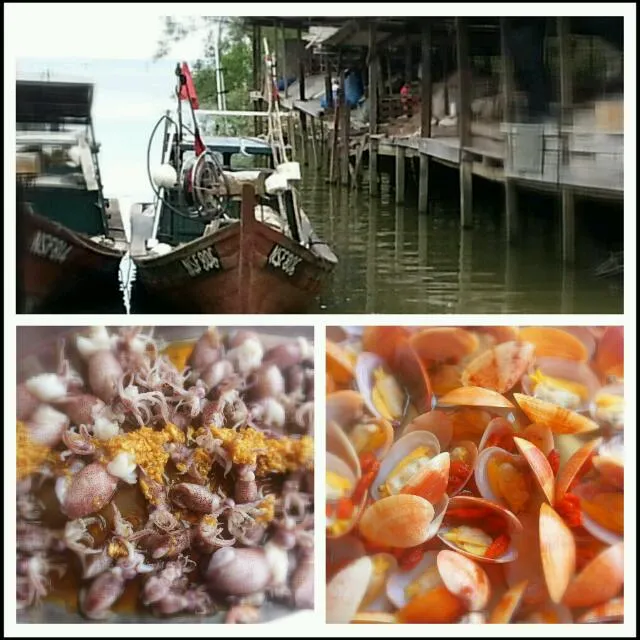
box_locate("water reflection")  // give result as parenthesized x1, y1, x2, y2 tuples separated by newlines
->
(300, 169, 623, 314)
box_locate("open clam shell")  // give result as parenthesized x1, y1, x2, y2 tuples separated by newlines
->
(555, 437, 602, 501)
(370, 431, 442, 502)
(478, 416, 517, 453)
(514, 393, 600, 435)
(539, 503, 576, 604)
(489, 579, 528, 623)
(475, 447, 532, 513)
(326, 452, 362, 539)
(326, 339, 357, 386)
(513, 437, 555, 505)
(326, 556, 373, 623)
(518, 327, 589, 362)
(447, 440, 478, 497)
(347, 417, 395, 461)
(519, 423, 555, 457)
(326, 535, 366, 579)
(359, 553, 398, 612)
(410, 327, 480, 365)
(590, 382, 624, 430)
(594, 326, 623, 381)
(576, 597, 624, 623)
(591, 434, 624, 489)
(436, 550, 491, 611)
(562, 542, 624, 609)
(562, 326, 598, 360)
(402, 410, 453, 450)
(359, 494, 436, 549)
(386, 551, 441, 610)
(327, 420, 361, 479)
(438, 386, 515, 410)
(438, 496, 523, 564)
(461, 340, 535, 394)
(572, 482, 623, 546)
(326, 390, 365, 430)
(355, 352, 408, 422)
(521, 356, 601, 413)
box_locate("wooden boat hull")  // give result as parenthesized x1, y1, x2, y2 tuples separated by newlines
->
(17, 208, 125, 313)
(133, 186, 337, 314)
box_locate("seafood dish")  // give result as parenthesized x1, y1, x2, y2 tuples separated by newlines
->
(16, 326, 315, 623)
(325, 326, 624, 624)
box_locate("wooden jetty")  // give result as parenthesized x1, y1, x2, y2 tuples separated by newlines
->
(243, 17, 623, 264)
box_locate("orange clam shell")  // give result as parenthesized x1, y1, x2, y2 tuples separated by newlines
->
(410, 327, 480, 364)
(518, 327, 589, 362)
(514, 393, 599, 435)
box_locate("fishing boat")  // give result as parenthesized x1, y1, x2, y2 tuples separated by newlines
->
(16, 76, 127, 313)
(130, 54, 337, 314)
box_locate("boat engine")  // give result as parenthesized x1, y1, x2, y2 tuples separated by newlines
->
(180, 151, 229, 219)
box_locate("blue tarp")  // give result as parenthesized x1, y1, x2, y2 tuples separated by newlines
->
(277, 77, 297, 91)
(319, 70, 364, 109)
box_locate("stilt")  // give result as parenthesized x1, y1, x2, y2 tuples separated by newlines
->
(297, 26, 308, 166)
(309, 115, 319, 167)
(558, 16, 575, 264)
(455, 17, 473, 229)
(395, 145, 406, 204)
(500, 17, 518, 243)
(339, 67, 350, 186)
(418, 154, 429, 213)
(280, 23, 288, 99)
(252, 25, 261, 136)
(368, 22, 379, 196)
(324, 55, 334, 110)
(418, 21, 432, 214)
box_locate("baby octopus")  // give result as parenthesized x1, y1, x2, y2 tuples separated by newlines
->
(16, 326, 315, 622)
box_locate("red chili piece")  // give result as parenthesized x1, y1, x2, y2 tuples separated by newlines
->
(547, 449, 561, 476)
(484, 534, 511, 559)
(554, 493, 582, 528)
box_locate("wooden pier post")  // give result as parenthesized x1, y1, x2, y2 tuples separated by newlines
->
(309, 115, 319, 168)
(339, 67, 350, 186)
(456, 17, 473, 229)
(418, 20, 432, 214)
(324, 55, 334, 110)
(395, 145, 406, 204)
(297, 26, 308, 166)
(558, 16, 575, 264)
(500, 17, 518, 243)
(368, 21, 379, 196)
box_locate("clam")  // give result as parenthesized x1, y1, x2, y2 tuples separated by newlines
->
(518, 327, 589, 362)
(475, 447, 534, 514)
(521, 357, 601, 412)
(326, 556, 373, 623)
(438, 386, 515, 409)
(461, 341, 535, 394)
(361, 326, 411, 365)
(359, 553, 398, 612)
(359, 494, 435, 549)
(355, 353, 408, 423)
(513, 437, 555, 505)
(326, 535, 366, 579)
(438, 496, 523, 563)
(591, 435, 624, 489)
(326, 390, 365, 428)
(593, 326, 623, 381)
(519, 423, 555, 457)
(386, 551, 441, 610)
(395, 584, 466, 623)
(436, 550, 491, 611)
(326, 452, 360, 539)
(572, 481, 623, 546)
(446, 440, 478, 497)
(576, 597, 624, 623)
(392, 338, 433, 415)
(489, 579, 528, 623)
(370, 431, 443, 502)
(555, 437, 602, 501)
(519, 603, 573, 623)
(562, 542, 623, 609)
(478, 417, 517, 453)
(590, 383, 624, 430)
(539, 503, 576, 604)
(326, 340, 356, 386)
(410, 327, 480, 364)
(471, 326, 520, 344)
(562, 326, 598, 360)
(401, 410, 453, 450)
(514, 393, 599, 435)
(327, 421, 360, 479)
(428, 363, 464, 396)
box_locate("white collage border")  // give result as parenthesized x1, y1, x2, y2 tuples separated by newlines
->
(4, 2, 637, 637)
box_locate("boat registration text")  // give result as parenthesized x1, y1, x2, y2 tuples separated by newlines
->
(29, 231, 72, 264)
(267, 244, 302, 277)
(181, 246, 222, 277)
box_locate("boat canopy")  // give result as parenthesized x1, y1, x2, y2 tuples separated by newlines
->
(180, 135, 273, 157)
(16, 79, 94, 125)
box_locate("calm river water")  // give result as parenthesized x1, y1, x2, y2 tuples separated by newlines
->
(300, 163, 623, 314)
